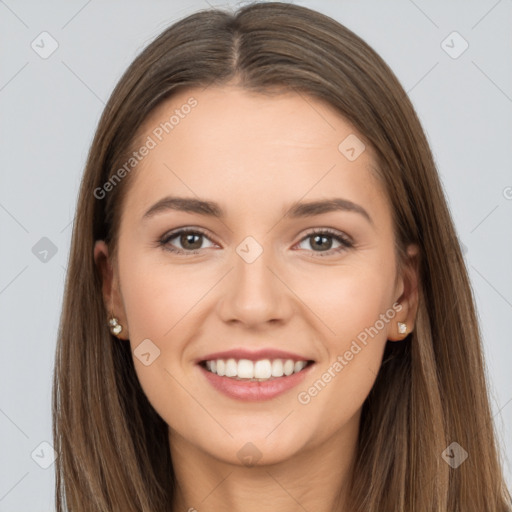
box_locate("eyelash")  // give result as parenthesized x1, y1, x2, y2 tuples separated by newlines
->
(157, 227, 354, 257)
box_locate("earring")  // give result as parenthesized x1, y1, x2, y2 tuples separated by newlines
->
(109, 316, 123, 336)
(397, 321, 407, 335)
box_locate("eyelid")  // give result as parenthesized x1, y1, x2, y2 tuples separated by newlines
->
(298, 227, 353, 246)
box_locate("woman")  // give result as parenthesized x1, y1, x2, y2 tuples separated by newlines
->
(52, 2, 512, 511)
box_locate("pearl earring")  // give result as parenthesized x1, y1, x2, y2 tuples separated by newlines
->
(397, 321, 407, 335)
(109, 316, 122, 336)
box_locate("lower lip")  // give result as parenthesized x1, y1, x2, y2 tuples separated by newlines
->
(198, 363, 315, 401)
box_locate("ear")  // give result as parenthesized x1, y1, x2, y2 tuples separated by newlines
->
(388, 243, 420, 342)
(93, 240, 129, 340)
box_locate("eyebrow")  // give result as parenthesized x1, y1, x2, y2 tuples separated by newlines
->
(142, 196, 373, 225)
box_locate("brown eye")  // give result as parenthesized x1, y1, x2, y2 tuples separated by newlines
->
(178, 232, 203, 250)
(309, 234, 334, 251)
(296, 229, 353, 256)
(160, 229, 215, 254)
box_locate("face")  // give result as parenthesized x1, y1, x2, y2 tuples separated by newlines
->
(95, 84, 417, 467)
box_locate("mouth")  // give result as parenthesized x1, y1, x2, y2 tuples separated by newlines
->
(199, 358, 315, 382)
(199, 358, 314, 382)
(197, 355, 316, 401)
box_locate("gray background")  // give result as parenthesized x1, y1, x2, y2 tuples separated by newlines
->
(1, 0, 511, 509)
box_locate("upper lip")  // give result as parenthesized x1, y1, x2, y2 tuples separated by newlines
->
(196, 348, 315, 364)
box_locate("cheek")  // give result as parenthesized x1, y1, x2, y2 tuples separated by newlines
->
(117, 250, 215, 437)
(292, 260, 396, 432)
(119, 248, 211, 342)
(117, 245, 219, 414)
(291, 258, 396, 347)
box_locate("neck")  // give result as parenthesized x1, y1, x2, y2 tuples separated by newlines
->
(169, 413, 360, 512)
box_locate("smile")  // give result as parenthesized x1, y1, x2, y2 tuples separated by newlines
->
(198, 357, 315, 401)
(201, 358, 311, 381)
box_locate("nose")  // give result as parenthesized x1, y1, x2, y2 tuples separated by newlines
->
(216, 243, 294, 329)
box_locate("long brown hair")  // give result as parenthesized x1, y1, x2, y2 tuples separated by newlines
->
(52, 2, 512, 510)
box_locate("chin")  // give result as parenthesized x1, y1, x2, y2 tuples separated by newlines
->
(197, 427, 311, 468)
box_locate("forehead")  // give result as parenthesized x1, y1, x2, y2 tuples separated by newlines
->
(122, 85, 389, 225)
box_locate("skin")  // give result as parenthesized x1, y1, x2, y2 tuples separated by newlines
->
(94, 84, 419, 512)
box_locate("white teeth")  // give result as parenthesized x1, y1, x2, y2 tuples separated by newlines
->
(294, 361, 306, 373)
(203, 358, 310, 380)
(237, 359, 254, 379)
(283, 359, 295, 376)
(254, 360, 272, 379)
(271, 359, 284, 377)
(225, 358, 237, 377)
